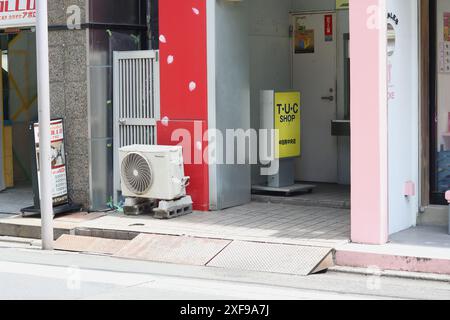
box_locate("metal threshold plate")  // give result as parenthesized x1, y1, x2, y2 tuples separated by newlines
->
(207, 241, 333, 276)
(252, 184, 316, 195)
(114, 234, 231, 266)
(54, 235, 129, 255)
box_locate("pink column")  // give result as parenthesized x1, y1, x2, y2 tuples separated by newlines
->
(350, 0, 389, 244)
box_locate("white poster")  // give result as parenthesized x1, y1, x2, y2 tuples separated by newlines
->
(0, 0, 36, 29)
(33, 119, 69, 206)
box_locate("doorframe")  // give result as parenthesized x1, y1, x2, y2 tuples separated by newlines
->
(420, 0, 430, 207)
(289, 10, 340, 183)
(427, 0, 443, 205)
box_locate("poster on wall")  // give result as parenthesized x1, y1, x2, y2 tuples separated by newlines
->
(0, 0, 36, 29)
(274, 92, 301, 159)
(324, 14, 333, 42)
(294, 17, 315, 54)
(439, 41, 450, 73)
(445, 12, 450, 41)
(33, 119, 69, 207)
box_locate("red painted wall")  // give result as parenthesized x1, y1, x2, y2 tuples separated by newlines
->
(158, 0, 209, 211)
(158, 0, 208, 121)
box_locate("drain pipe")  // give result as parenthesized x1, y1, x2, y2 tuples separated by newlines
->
(36, 0, 54, 250)
(146, 0, 152, 49)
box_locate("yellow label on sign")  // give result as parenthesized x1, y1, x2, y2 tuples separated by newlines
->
(336, 0, 349, 10)
(274, 92, 301, 159)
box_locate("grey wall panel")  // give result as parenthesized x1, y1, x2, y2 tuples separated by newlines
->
(90, 138, 113, 210)
(89, 29, 141, 67)
(211, 0, 251, 210)
(89, 66, 112, 139)
(248, 0, 293, 185)
(291, 0, 335, 11)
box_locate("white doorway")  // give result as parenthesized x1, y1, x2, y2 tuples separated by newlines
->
(292, 12, 338, 183)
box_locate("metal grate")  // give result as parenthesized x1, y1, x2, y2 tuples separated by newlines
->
(113, 50, 160, 202)
(207, 241, 334, 276)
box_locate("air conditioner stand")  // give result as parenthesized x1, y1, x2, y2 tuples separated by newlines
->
(123, 197, 157, 216)
(153, 196, 193, 219)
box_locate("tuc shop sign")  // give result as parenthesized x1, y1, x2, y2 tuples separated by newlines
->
(274, 92, 301, 159)
(0, 0, 36, 28)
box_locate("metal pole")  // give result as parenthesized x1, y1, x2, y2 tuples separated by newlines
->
(36, 0, 54, 250)
(146, 0, 152, 49)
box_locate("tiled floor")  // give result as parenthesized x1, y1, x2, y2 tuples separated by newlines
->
(0, 185, 33, 214)
(390, 225, 450, 249)
(79, 202, 351, 248)
(252, 183, 350, 209)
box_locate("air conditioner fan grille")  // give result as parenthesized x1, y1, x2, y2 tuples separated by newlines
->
(121, 152, 153, 195)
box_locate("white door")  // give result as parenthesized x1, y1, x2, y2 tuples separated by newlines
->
(292, 12, 338, 183)
(386, 0, 419, 234)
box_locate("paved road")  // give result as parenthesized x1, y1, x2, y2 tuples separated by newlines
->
(0, 245, 449, 300)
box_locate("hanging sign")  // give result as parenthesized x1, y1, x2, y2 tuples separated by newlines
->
(274, 92, 301, 159)
(324, 14, 333, 42)
(0, 0, 36, 29)
(33, 119, 69, 207)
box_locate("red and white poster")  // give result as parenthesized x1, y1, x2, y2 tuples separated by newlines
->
(324, 14, 333, 42)
(0, 0, 36, 28)
(33, 119, 69, 206)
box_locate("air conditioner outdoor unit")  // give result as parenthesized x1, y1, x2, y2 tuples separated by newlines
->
(119, 145, 192, 218)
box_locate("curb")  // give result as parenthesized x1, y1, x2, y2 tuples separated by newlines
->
(330, 265, 450, 283)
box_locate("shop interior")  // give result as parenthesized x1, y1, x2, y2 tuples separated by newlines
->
(0, 30, 37, 215)
(241, 1, 351, 208)
(385, 0, 450, 248)
(207, 0, 351, 243)
(431, 0, 450, 206)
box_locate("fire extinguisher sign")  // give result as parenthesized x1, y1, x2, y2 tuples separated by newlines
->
(324, 14, 333, 42)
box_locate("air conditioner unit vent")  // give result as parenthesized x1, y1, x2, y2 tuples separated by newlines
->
(121, 152, 153, 195)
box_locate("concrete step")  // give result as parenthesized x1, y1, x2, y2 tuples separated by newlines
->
(335, 242, 450, 275)
(252, 194, 350, 210)
(0, 217, 76, 240)
(0, 212, 109, 240)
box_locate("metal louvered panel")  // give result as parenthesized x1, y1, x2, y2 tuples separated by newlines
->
(113, 50, 160, 202)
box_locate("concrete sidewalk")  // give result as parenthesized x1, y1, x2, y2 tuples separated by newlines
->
(1, 203, 450, 277)
(0, 202, 348, 276)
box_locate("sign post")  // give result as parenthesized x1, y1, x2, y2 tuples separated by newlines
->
(254, 90, 315, 195)
(274, 92, 301, 159)
(36, 0, 54, 250)
(32, 119, 69, 207)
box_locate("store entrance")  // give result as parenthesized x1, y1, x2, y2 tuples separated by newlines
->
(429, 0, 450, 206)
(0, 29, 37, 215)
(293, 12, 341, 183)
(251, 5, 350, 209)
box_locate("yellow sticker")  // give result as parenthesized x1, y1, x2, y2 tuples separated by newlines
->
(336, 0, 349, 10)
(274, 92, 301, 159)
